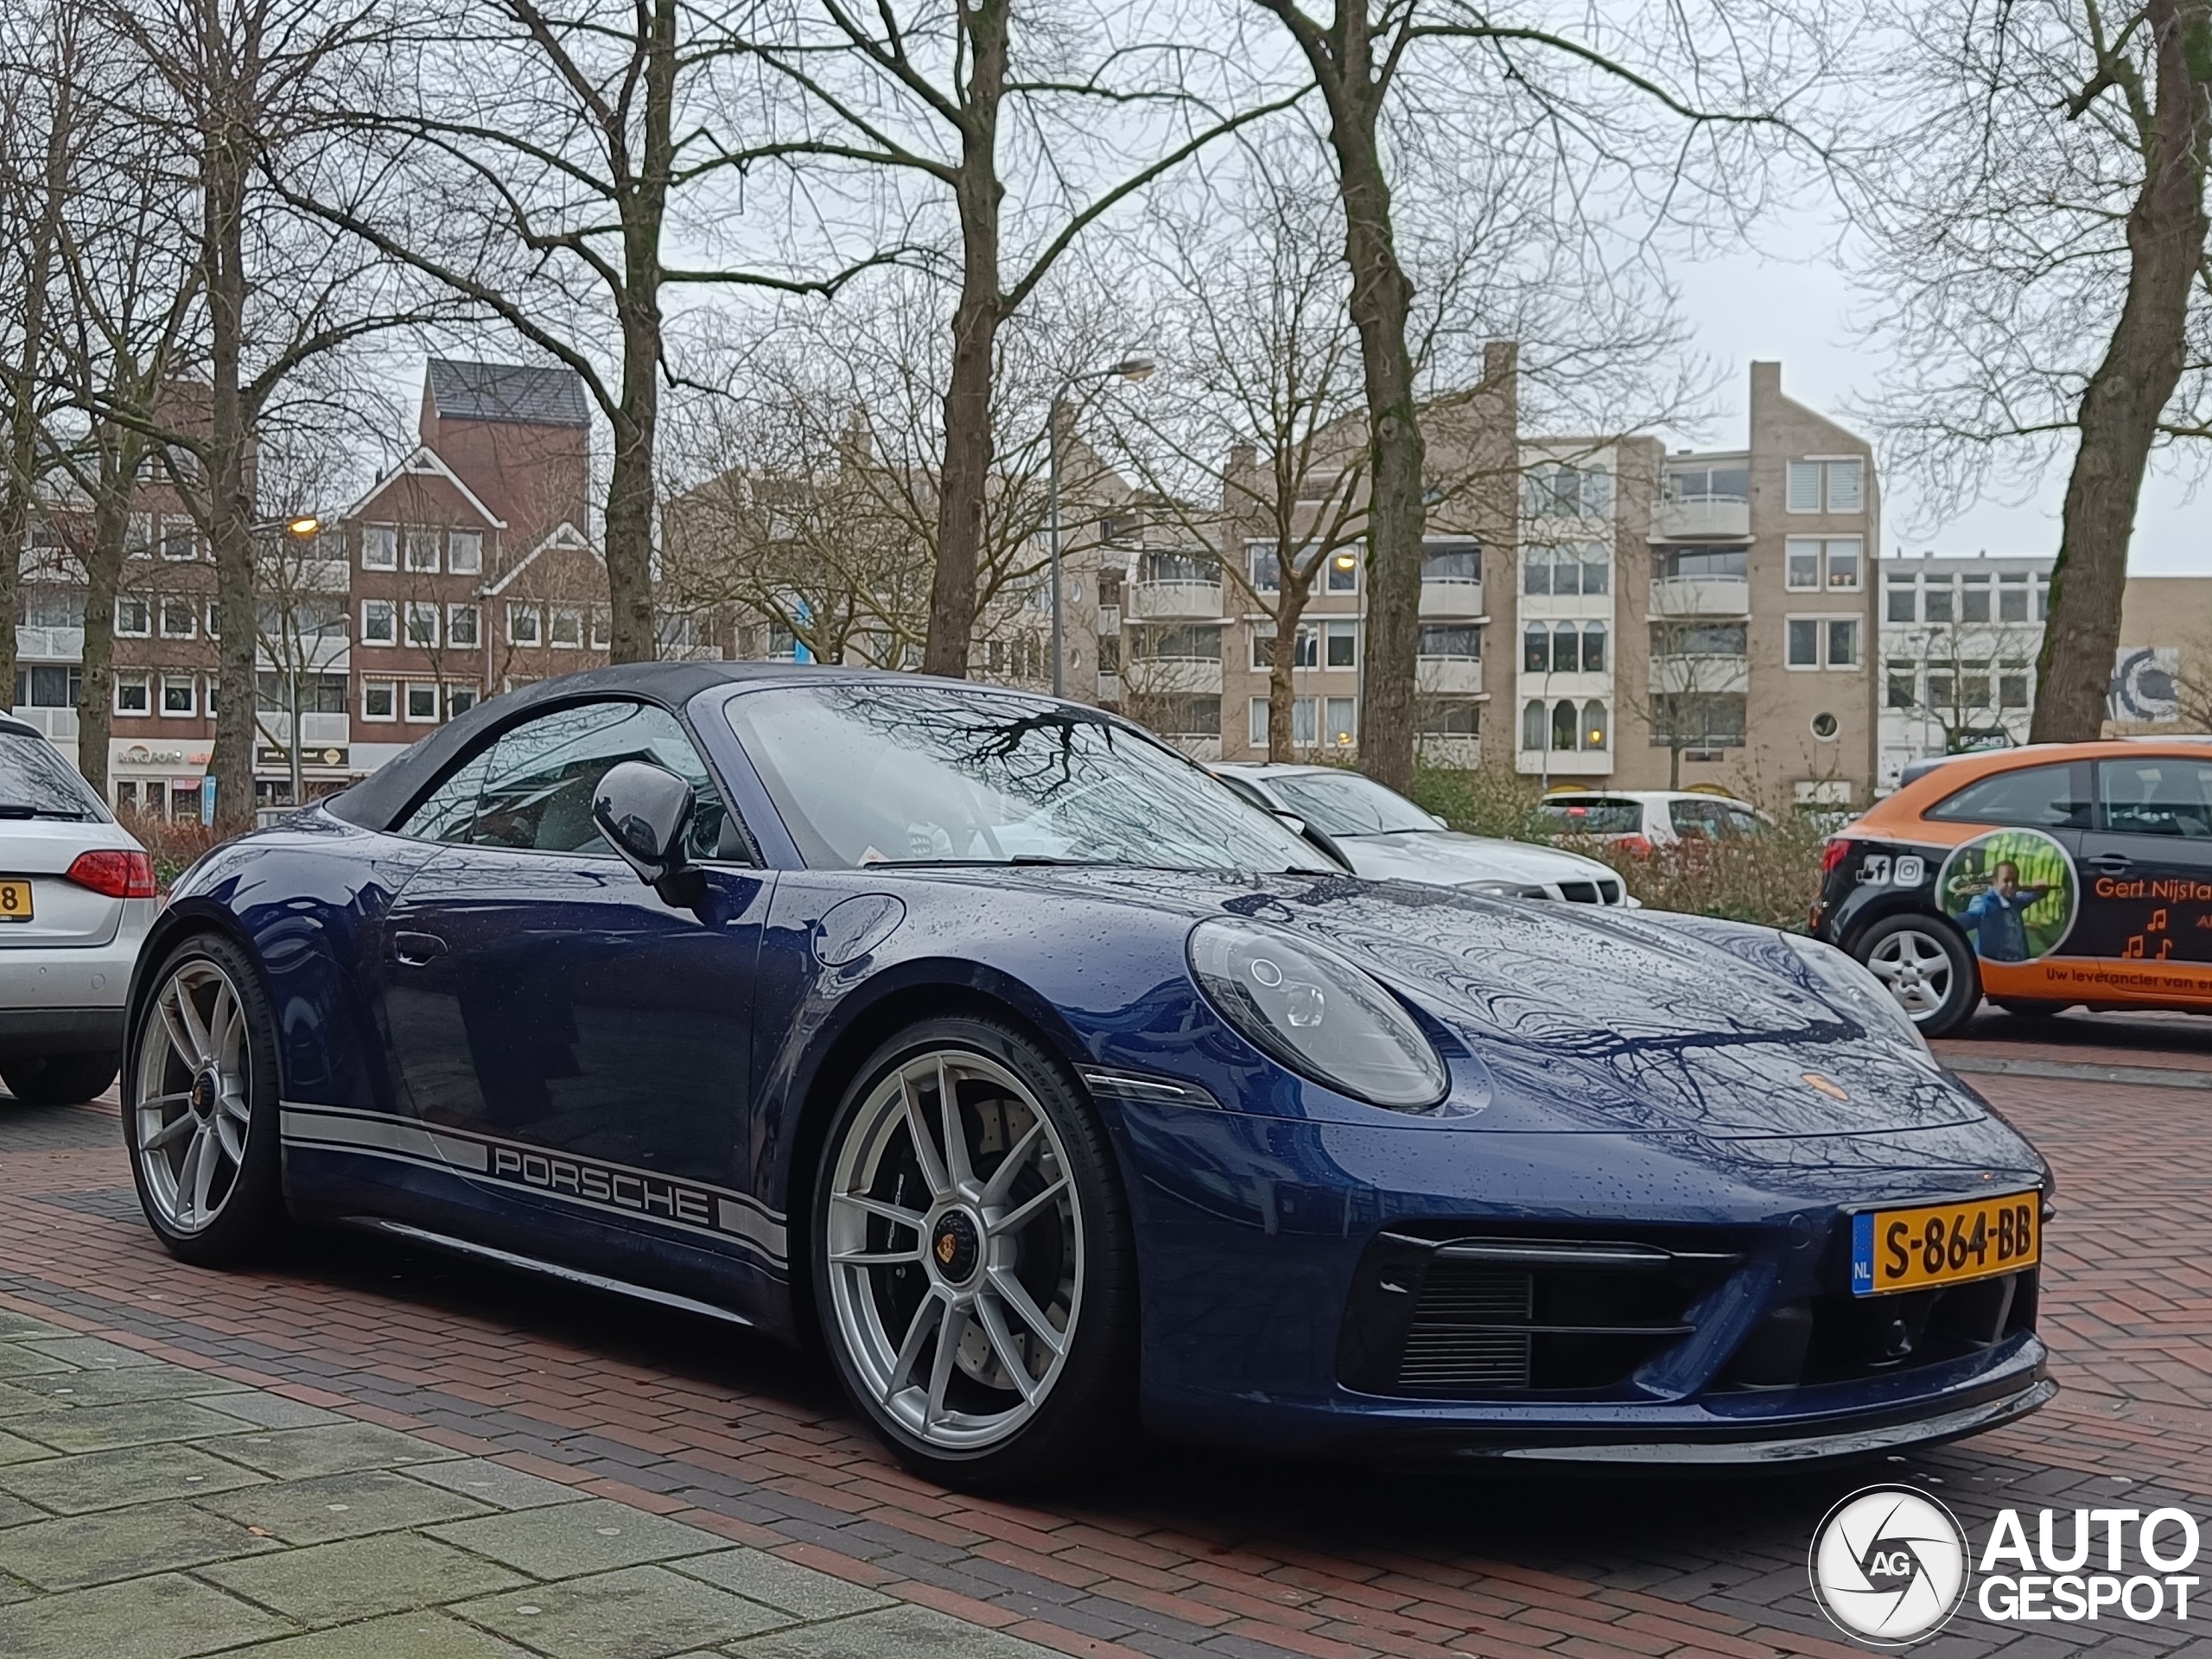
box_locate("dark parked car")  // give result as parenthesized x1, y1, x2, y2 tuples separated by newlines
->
(125, 664, 2052, 1484)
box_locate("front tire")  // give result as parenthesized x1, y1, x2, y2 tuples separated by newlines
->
(1854, 914, 1980, 1039)
(1994, 997, 2075, 1021)
(2, 1053, 120, 1105)
(124, 934, 286, 1265)
(810, 1016, 1135, 1489)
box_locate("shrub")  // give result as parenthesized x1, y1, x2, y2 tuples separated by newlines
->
(1410, 763, 1826, 933)
(118, 811, 223, 893)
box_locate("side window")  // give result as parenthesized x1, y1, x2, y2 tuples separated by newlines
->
(1927, 762, 2092, 830)
(1669, 799, 1724, 838)
(467, 702, 730, 859)
(397, 750, 493, 844)
(2099, 760, 2212, 839)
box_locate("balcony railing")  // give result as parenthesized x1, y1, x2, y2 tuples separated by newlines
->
(16, 626, 84, 662)
(1417, 580, 1484, 619)
(1652, 496, 1751, 540)
(1122, 657, 1224, 696)
(1125, 580, 1224, 620)
(1649, 575, 1751, 618)
(1648, 653, 1751, 695)
(1415, 658, 1484, 694)
(10, 706, 78, 741)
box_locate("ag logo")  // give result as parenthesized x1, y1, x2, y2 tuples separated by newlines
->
(1808, 1486, 1969, 1647)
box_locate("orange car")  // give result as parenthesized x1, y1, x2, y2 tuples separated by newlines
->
(1811, 740, 2212, 1035)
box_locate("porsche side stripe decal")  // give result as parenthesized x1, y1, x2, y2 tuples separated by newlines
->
(279, 1104, 788, 1264)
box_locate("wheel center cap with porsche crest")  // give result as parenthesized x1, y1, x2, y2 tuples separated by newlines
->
(931, 1210, 982, 1284)
(189, 1070, 219, 1117)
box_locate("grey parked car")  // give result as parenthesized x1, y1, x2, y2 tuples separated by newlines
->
(0, 715, 156, 1103)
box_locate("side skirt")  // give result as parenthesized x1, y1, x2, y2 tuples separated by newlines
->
(343, 1215, 758, 1329)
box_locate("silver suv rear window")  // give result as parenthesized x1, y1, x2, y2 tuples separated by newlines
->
(0, 733, 105, 820)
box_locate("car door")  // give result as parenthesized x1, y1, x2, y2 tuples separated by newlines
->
(378, 698, 780, 1274)
(2074, 754, 2212, 995)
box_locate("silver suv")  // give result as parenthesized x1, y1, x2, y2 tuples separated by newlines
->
(0, 716, 156, 1103)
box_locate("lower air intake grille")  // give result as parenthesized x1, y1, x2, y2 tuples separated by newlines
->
(1396, 1268, 1532, 1389)
(1559, 881, 1601, 903)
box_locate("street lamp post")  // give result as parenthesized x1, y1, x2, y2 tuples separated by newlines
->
(1046, 356, 1154, 697)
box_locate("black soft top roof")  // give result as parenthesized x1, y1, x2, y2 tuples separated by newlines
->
(323, 661, 799, 833)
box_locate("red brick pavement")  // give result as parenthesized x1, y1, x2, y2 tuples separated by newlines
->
(0, 1043, 2204, 1659)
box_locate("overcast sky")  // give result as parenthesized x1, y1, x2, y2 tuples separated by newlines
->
(1662, 208, 2209, 577)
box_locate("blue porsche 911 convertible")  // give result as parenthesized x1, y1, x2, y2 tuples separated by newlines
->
(124, 664, 2053, 1484)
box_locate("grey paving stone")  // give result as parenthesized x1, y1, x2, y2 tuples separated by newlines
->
(9, 1364, 243, 1407)
(428, 1497, 728, 1579)
(194, 1468, 493, 1545)
(194, 1392, 351, 1430)
(6, 1397, 250, 1455)
(0, 1493, 41, 1528)
(219, 1611, 537, 1659)
(206, 1421, 460, 1479)
(458, 1562, 793, 1658)
(22, 1336, 150, 1370)
(0, 1312, 73, 1339)
(0, 1427, 57, 1465)
(407, 1456, 591, 1510)
(0, 1346, 70, 1379)
(0, 1380, 67, 1418)
(671, 1548, 894, 1620)
(0, 1569, 293, 1659)
(0, 1441, 269, 1514)
(201, 1529, 528, 1625)
(724, 1604, 1062, 1659)
(0, 1497, 283, 1590)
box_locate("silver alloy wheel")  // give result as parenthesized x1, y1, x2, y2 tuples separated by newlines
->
(825, 1049, 1082, 1452)
(1864, 927, 1955, 1021)
(134, 959, 252, 1233)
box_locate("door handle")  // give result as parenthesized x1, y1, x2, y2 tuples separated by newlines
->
(392, 931, 448, 967)
(2085, 852, 2131, 874)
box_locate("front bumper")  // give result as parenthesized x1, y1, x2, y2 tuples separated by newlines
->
(1107, 1094, 2054, 1461)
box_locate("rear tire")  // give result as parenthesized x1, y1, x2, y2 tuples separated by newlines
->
(1853, 914, 1980, 1039)
(2, 1053, 120, 1105)
(124, 933, 286, 1266)
(810, 1015, 1135, 1491)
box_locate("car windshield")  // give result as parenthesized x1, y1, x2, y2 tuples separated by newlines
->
(1260, 771, 1436, 837)
(1537, 798, 1642, 836)
(0, 732, 102, 820)
(726, 683, 1335, 874)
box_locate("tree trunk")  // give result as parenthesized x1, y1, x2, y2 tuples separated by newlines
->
(76, 442, 133, 798)
(1268, 596, 1297, 760)
(604, 385, 658, 663)
(204, 113, 258, 834)
(1318, 48, 1424, 793)
(921, 3, 1008, 679)
(2032, 0, 2211, 742)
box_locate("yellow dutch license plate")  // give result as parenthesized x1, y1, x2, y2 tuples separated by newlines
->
(1850, 1192, 2039, 1296)
(0, 880, 33, 922)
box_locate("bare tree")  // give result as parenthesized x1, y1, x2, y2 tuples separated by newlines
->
(1242, 0, 1820, 791)
(1855, 0, 2212, 743)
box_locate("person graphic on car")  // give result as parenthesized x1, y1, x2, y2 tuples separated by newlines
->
(1956, 861, 2053, 962)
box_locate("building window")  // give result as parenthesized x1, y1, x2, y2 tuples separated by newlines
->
(1787, 461, 1822, 513)
(1523, 623, 1548, 673)
(1580, 621, 1605, 672)
(1960, 573, 1991, 622)
(1662, 463, 1750, 505)
(448, 530, 483, 575)
(1999, 665, 2031, 709)
(1924, 578, 1955, 622)
(1523, 464, 1612, 518)
(404, 682, 439, 721)
(1788, 618, 1819, 669)
(1523, 543, 1608, 596)
(1960, 663, 1992, 708)
(16, 665, 79, 708)
(1421, 541, 1480, 584)
(1325, 550, 1359, 593)
(115, 594, 151, 638)
(1550, 698, 1578, 752)
(1324, 620, 1357, 669)
(160, 674, 196, 716)
(404, 602, 438, 648)
(1247, 698, 1269, 747)
(1418, 698, 1479, 737)
(1324, 697, 1357, 747)
(1787, 458, 1864, 514)
(2035, 579, 2050, 620)
(1248, 545, 1281, 594)
(1420, 624, 1482, 660)
(589, 607, 610, 650)
(160, 518, 198, 561)
(1582, 700, 1608, 751)
(360, 599, 396, 645)
(1827, 618, 1859, 668)
(125, 514, 152, 559)
(362, 679, 397, 721)
(404, 530, 440, 573)
(1887, 577, 1916, 623)
(205, 601, 222, 639)
(1652, 692, 1747, 750)
(1999, 574, 2030, 621)
(1826, 539, 1861, 589)
(1886, 662, 1916, 709)
(1786, 537, 1862, 591)
(549, 607, 583, 649)
(158, 596, 196, 639)
(115, 673, 149, 715)
(1144, 550, 1217, 586)
(1521, 699, 1545, 751)
(1553, 621, 1581, 671)
(361, 525, 397, 570)
(508, 604, 542, 646)
(447, 684, 479, 718)
(448, 604, 480, 647)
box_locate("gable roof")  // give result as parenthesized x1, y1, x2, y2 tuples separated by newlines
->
(425, 359, 591, 429)
(481, 519, 600, 595)
(338, 444, 508, 530)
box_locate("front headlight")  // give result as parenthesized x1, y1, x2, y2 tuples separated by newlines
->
(1781, 931, 1930, 1055)
(1189, 918, 1449, 1109)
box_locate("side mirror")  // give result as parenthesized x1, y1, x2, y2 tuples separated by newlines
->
(1429, 812, 1449, 830)
(593, 760, 704, 906)
(1272, 809, 1353, 874)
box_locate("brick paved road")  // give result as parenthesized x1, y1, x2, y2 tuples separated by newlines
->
(0, 1034, 2205, 1659)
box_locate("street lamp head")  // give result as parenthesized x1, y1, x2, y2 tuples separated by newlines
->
(1109, 356, 1154, 383)
(284, 516, 321, 538)
(1332, 550, 1358, 571)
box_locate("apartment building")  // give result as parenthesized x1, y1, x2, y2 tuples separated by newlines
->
(1875, 553, 2053, 788)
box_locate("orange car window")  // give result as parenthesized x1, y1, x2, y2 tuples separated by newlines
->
(1926, 761, 2092, 830)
